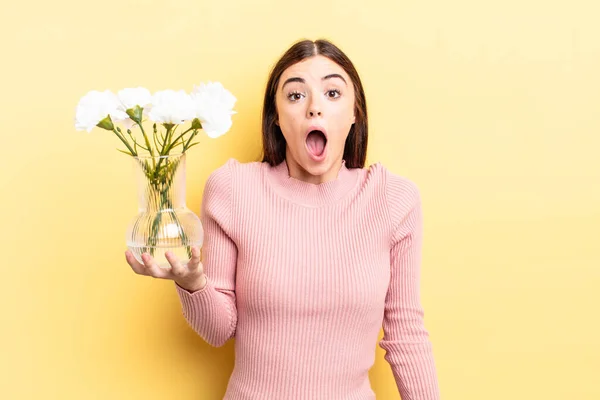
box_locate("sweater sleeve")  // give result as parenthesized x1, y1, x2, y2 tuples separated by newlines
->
(174, 159, 238, 347)
(380, 172, 440, 399)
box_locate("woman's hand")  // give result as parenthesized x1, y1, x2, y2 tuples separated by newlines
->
(125, 246, 207, 292)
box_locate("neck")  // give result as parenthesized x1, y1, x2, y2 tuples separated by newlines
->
(285, 150, 343, 184)
(265, 156, 359, 207)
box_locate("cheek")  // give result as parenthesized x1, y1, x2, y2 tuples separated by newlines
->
(331, 107, 355, 134)
(328, 110, 355, 149)
(278, 112, 303, 142)
(277, 102, 295, 123)
(330, 98, 355, 121)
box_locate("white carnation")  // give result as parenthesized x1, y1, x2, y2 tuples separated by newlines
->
(148, 90, 196, 125)
(118, 87, 152, 110)
(74, 90, 127, 132)
(191, 81, 237, 138)
(117, 87, 152, 129)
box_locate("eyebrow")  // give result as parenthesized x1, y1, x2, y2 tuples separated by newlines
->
(281, 73, 347, 90)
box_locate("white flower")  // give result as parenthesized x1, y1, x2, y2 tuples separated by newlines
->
(191, 81, 237, 138)
(192, 81, 236, 110)
(196, 108, 235, 138)
(118, 87, 152, 110)
(147, 90, 196, 125)
(117, 87, 152, 129)
(74, 90, 127, 132)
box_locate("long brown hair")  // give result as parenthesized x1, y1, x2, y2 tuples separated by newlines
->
(261, 39, 368, 168)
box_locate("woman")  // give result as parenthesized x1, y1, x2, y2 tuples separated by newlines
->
(125, 38, 440, 399)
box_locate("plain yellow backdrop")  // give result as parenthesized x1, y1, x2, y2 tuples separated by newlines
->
(1, 0, 599, 399)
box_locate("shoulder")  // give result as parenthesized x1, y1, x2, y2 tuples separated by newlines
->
(202, 158, 265, 223)
(363, 162, 422, 239)
(362, 161, 421, 207)
(205, 157, 264, 188)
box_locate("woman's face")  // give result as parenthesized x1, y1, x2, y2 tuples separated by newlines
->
(275, 55, 356, 182)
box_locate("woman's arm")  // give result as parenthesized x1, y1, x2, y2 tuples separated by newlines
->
(175, 160, 238, 347)
(380, 172, 440, 399)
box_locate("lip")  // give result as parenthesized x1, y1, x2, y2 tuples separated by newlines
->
(304, 125, 328, 162)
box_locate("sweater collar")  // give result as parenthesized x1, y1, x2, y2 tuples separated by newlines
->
(265, 158, 359, 207)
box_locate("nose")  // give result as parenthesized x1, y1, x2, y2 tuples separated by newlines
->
(307, 96, 322, 118)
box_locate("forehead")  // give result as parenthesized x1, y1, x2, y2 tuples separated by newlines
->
(280, 55, 349, 83)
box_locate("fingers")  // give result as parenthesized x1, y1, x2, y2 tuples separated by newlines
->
(125, 250, 169, 279)
(126, 248, 203, 281)
(140, 253, 170, 279)
(166, 251, 186, 278)
(125, 250, 146, 275)
(187, 246, 202, 272)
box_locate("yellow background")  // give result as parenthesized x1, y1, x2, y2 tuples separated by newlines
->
(1, 0, 598, 399)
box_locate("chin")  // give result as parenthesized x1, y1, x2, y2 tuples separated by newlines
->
(305, 149, 346, 177)
(302, 158, 331, 176)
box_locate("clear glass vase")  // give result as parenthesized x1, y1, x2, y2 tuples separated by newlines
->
(125, 152, 203, 269)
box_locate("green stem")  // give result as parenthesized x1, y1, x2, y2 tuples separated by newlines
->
(154, 124, 177, 179)
(165, 125, 177, 153)
(154, 126, 173, 178)
(137, 122, 155, 170)
(112, 128, 137, 156)
(153, 123, 160, 152)
(183, 130, 198, 152)
(159, 125, 172, 155)
(123, 129, 149, 152)
(145, 160, 192, 260)
(166, 126, 194, 152)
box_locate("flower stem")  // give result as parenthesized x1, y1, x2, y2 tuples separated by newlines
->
(183, 130, 198, 151)
(145, 159, 192, 260)
(153, 124, 179, 178)
(112, 128, 137, 156)
(153, 123, 160, 152)
(165, 127, 194, 154)
(137, 122, 156, 169)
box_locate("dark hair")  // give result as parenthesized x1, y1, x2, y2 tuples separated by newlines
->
(261, 39, 368, 168)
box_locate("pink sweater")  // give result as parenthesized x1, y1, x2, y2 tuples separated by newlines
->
(175, 158, 440, 399)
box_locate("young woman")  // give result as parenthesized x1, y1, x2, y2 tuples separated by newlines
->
(126, 38, 440, 399)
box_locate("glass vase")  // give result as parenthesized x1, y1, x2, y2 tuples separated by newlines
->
(125, 152, 203, 269)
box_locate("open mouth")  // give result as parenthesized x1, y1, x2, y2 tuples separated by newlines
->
(305, 128, 328, 159)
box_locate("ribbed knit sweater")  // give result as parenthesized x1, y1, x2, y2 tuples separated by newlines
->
(175, 157, 440, 399)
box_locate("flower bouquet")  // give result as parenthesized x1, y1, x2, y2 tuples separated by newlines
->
(75, 83, 236, 268)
